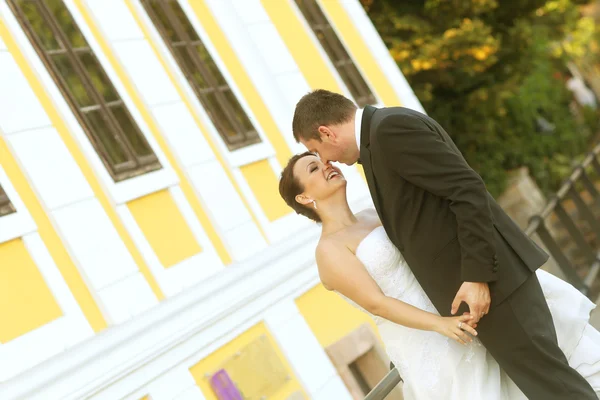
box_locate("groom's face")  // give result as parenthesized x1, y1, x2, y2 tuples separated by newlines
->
(300, 125, 358, 166)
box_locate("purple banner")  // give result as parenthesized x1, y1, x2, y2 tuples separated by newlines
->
(210, 369, 243, 400)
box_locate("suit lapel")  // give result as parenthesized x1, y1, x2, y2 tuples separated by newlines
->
(359, 106, 383, 214)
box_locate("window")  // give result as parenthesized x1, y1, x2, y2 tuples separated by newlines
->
(141, 0, 261, 151)
(295, 0, 376, 107)
(8, 0, 161, 182)
(0, 184, 16, 217)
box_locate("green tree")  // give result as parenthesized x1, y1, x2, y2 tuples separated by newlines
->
(361, 0, 596, 196)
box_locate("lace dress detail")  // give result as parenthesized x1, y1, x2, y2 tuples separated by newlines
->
(333, 226, 600, 400)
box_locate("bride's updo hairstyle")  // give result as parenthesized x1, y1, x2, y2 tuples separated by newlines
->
(279, 152, 321, 223)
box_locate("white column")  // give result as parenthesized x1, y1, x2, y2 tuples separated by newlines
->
(264, 300, 353, 399)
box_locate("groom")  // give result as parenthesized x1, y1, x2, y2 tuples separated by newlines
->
(293, 89, 596, 399)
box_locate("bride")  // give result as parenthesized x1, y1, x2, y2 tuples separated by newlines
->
(279, 152, 600, 399)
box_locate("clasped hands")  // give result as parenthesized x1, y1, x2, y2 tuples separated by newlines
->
(435, 281, 490, 345)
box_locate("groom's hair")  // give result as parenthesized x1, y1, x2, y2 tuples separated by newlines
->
(293, 89, 357, 142)
(279, 152, 321, 223)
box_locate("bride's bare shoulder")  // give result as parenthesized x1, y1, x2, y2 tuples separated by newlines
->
(315, 237, 350, 291)
(356, 208, 380, 221)
(315, 236, 345, 258)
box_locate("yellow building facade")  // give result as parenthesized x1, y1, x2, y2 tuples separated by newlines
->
(0, 1, 422, 399)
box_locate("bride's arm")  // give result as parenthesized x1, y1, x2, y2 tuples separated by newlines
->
(316, 241, 477, 345)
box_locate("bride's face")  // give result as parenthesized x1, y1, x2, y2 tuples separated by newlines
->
(293, 154, 346, 205)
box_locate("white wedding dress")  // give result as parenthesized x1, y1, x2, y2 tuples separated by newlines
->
(336, 226, 600, 399)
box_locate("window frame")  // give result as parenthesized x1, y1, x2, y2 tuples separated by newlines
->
(2, 0, 179, 205)
(131, 0, 275, 168)
(0, 163, 36, 244)
(0, 183, 16, 217)
(140, 0, 262, 153)
(7, 0, 163, 182)
(290, 0, 382, 108)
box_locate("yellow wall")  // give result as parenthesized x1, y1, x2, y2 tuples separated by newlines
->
(295, 284, 379, 348)
(240, 160, 291, 222)
(189, 322, 306, 400)
(0, 238, 63, 343)
(128, 190, 202, 268)
(74, 0, 232, 266)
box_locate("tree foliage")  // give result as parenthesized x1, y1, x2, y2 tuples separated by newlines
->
(361, 0, 596, 196)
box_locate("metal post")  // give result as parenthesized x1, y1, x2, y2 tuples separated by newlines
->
(553, 202, 597, 263)
(532, 216, 588, 293)
(567, 186, 600, 238)
(364, 368, 402, 400)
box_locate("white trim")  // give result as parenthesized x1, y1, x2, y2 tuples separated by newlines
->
(0, 162, 36, 244)
(115, 186, 224, 297)
(111, 167, 179, 205)
(264, 300, 342, 398)
(288, 0, 384, 108)
(0, 1, 179, 206)
(339, 0, 425, 112)
(0, 225, 323, 399)
(227, 142, 275, 167)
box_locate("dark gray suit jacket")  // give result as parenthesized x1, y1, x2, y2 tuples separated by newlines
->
(359, 105, 549, 315)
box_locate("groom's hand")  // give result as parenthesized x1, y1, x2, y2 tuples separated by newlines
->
(451, 282, 491, 323)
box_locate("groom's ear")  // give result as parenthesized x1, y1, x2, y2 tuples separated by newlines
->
(318, 125, 335, 142)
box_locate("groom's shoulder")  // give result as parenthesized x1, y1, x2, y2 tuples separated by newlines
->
(375, 106, 425, 119)
(372, 106, 433, 132)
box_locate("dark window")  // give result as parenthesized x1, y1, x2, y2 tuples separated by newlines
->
(8, 0, 161, 182)
(141, 0, 261, 151)
(0, 185, 16, 217)
(295, 0, 376, 107)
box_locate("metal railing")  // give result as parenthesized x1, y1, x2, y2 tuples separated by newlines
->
(364, 143, 600, 399)
(525, 143, 600, 298)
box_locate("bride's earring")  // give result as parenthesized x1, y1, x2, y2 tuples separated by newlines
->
(313, 200, 318, 210)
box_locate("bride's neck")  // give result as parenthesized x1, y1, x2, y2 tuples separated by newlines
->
(319, 196, 357, 235)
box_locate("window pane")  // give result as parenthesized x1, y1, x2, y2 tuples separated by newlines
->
(51, 53, 95, 107)
(343, 63, 376, 106)
(204, 92, 241, 142)
(314, 29, 339, 62)
(0, 185, 16, 217)
(167, 0, 200, 41)
(194, 45, 227, 86)
(45, 0, 87, 48)
(294, 0, 312, 22)
(83, 110, 130, 167)
(109, 105, 155, 159)
(18, 1, 62, 51)
(147, 1, 179, 43)
(294, 0, 376, 106)
(78, 52, 119, 102)
(173, 47, 208, 88)
(223, 89, 255, 134)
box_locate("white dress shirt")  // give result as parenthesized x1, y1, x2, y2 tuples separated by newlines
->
(355, 108, 364, 150)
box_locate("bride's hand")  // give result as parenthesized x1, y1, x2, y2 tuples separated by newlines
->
(434, 314, 478, 345)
